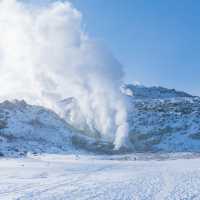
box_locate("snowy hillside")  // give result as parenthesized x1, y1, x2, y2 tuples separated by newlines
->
(125, 85, 200, 152)
(0, 100, 78, 157)
(1, 85, 200, 156)
(0, 100, 122, 157)
(62, 85, 200, 152)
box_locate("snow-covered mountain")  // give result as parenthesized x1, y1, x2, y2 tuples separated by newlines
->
(62, 84, 200, 152)
(124, 84, 200, 152)
(1, 85, 200, 156)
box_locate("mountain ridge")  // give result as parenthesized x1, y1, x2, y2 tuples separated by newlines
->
(1, 85, 200, 156)
(122, 84, 195, 99)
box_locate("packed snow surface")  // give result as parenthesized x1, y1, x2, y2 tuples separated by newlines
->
(0, 154, 200, 200)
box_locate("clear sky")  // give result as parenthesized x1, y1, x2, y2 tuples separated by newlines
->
(28, 0, 200, 95)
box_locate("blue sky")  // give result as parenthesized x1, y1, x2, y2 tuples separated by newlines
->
(31, 0, 200, 95)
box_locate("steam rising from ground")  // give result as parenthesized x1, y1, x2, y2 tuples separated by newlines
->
(0, 0, 128, 149)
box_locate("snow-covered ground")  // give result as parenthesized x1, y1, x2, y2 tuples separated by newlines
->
(0, 154, 200, 200)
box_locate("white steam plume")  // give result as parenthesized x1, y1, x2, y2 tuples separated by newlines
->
(0, 0, 129, 149)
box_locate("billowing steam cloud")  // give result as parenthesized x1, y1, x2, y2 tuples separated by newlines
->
(0, 0, 129, 149)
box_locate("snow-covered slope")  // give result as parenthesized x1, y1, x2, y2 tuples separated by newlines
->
(1, 85, 200, 156)
(0, 100, 121, 157)
(0, 100, 77, 157)
(124, 85, 200, 152)
(62, 84, 200, 152)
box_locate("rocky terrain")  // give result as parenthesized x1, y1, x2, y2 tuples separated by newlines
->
(1, 85, 200, 156)
(124, 85, 200, 152)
